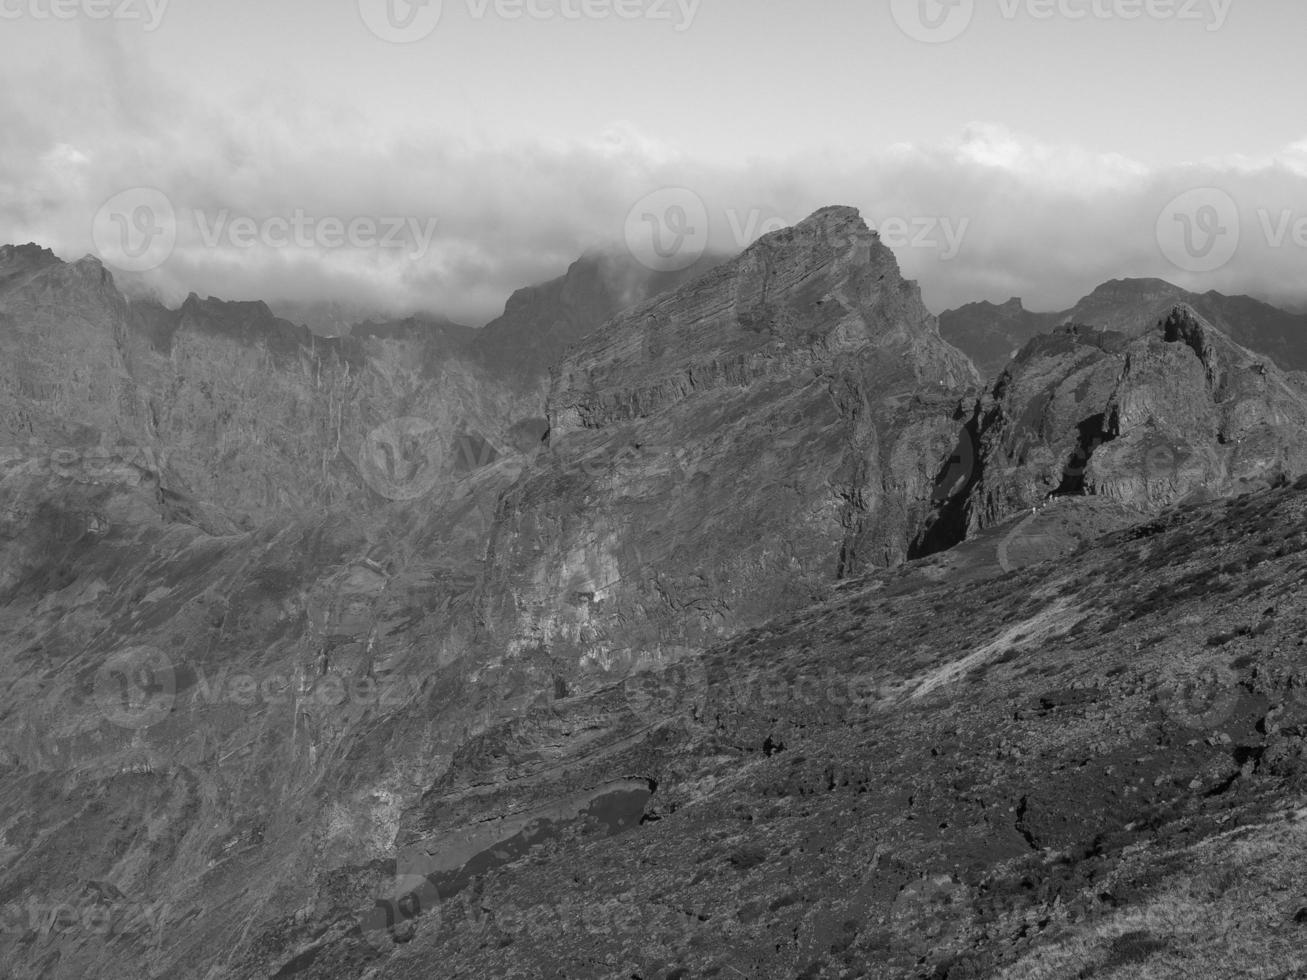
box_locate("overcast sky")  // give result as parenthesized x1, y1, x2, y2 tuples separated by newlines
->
(2, 0, 1305, 322)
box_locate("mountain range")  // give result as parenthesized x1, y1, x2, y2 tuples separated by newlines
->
(2, 210, 1306, 979)
(940, 279, 1307, 379)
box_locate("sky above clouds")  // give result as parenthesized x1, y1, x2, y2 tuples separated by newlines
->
(1, 0, 1305, 323)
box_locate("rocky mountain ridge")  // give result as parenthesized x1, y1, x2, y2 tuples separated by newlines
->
(0, 206, 994, 979)
(940, 278, 1307, 379)
(2, 207, 1307, 979)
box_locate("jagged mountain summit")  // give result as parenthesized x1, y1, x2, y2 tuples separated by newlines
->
(941, 277, 1307, 379)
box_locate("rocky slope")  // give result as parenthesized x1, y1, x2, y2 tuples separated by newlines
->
(941, 279, 1307, 379)
(12, 423, 1303, 979)
(315, 474, 1307, 980)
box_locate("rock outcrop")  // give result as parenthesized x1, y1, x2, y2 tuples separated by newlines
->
(927, 305, 1307, 546)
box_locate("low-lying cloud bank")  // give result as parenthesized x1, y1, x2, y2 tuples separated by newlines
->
(3, 29, 1306, 324)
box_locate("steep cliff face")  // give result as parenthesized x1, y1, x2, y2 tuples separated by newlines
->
(0, 250, 545, 528)
(472, 207, 979, 697)
(0, 250, 151, 452)
(147, 295, 527, 523)
(939, 305, 1307, 540)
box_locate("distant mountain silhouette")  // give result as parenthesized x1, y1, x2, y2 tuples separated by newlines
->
(469, 247, 726, 382)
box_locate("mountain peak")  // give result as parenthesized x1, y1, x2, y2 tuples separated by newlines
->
(1090, 276, 1179, 292)
(745, 204, 871, 258)
(803, 203, 863, 225)
(71, 253, 113, 286)
(0, 242, 58, 264)
(0, 243, 63, 286)
(550, 205, 977, 435)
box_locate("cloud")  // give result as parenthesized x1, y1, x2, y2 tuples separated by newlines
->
(2, 27, 1305, 325)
